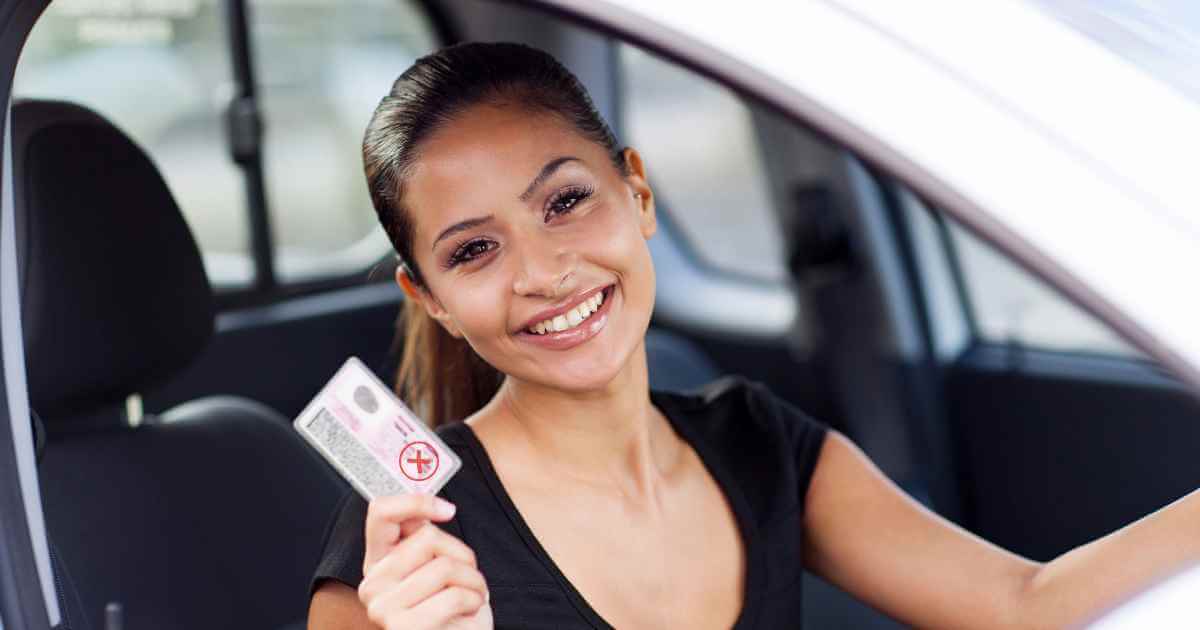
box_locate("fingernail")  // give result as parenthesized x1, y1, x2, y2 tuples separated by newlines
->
(434, 497, 456, 519)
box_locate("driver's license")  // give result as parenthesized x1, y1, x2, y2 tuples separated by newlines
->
(293, 357, 461, 500)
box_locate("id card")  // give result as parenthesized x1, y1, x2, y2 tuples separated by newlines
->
(293, 357, 461, 500)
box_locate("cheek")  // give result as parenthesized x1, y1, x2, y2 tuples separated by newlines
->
(576, 201, 651, 267)
(434, 276, 509, 338)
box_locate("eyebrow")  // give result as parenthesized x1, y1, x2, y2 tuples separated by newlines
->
(431, 156, 582, 251)
(518, 156, 581, 202)
(432, 215, 493, 251)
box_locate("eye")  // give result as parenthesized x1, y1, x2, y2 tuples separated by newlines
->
(544, 184, 595, 220)
(445, 238, 497, 268)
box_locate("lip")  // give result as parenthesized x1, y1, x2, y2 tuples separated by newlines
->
(515, 284, 615, 351)
(515, 284, 611, 334)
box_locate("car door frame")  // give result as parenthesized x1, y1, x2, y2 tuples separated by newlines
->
(1, 0, 58, 626)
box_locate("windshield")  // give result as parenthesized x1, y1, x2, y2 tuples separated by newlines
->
(1027, 0, 1200, 104)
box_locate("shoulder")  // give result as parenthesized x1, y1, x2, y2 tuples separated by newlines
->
(653, 375, 830, 515)
(653, 374, 827, 443)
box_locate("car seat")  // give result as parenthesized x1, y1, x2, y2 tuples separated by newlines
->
(12, 98, 347, 630)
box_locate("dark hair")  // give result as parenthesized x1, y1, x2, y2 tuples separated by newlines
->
(364, 41, 627, 427)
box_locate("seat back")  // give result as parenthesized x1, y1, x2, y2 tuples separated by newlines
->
(13, 99, 346, 629)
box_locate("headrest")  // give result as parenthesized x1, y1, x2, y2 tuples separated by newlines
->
(12, 99, 215, 422)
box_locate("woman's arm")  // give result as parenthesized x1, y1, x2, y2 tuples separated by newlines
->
(309, 582, 375, 630)
(804, 431, 1200, 629)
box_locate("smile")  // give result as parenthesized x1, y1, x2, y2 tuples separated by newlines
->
(528, 288, 605, 334)
(516, 285, 615, 350)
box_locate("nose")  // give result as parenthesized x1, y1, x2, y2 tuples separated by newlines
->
(511, 235, 578, 299)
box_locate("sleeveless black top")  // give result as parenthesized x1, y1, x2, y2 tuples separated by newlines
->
(310, 376, 828, 629)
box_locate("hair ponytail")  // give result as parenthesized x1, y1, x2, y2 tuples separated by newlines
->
(364, 42, 626, 427)
(394, 296, 502, 428)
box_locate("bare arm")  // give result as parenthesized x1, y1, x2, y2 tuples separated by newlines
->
(309, 582, 375, 630)
(804, 431, 1200, 629)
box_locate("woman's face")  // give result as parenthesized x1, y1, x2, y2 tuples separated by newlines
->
(400, 103, 657, 393)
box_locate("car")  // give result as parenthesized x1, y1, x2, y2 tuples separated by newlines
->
(1, 1, 1198, 629)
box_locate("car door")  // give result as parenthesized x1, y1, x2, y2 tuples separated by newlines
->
(896, 194, 1200, 563)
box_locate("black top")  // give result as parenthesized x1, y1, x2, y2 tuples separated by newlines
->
(310, 376, 829, 629)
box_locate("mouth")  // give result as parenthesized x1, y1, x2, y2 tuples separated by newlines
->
(515, 284, 616, 350)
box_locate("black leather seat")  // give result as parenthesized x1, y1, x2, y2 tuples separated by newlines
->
(13, 99, 347, 630)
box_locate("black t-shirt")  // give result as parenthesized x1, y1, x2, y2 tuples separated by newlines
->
(310, 375, 829, 629)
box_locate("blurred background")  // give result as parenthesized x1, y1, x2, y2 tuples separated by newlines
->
(17, 0, 1181, 359)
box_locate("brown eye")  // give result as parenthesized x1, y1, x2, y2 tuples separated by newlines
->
(446, 239, 497, 268)
(545, 184, 595, 220)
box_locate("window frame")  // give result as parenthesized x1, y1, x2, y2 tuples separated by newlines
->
(613, 42, 793, 288)
(937, 203, 1156, 364)
(213, 0, 456, 310)
(611, 42, 799, 341)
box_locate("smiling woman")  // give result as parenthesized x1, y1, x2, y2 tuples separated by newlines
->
(361, 42, 642, 431)
(305, 41, 1200, 630)
(306, 42, 788, 630)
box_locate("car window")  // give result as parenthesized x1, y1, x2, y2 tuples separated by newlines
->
(947, 219, 1144, 358)
(617, 44, 786, 282)
(14, 0, 439, 289)
(15, 0, 246, 283)
(253, 0, 437, 283)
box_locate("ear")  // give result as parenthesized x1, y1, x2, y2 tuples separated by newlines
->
(395, 265, 464, 338)
(621, 147, 657, 239)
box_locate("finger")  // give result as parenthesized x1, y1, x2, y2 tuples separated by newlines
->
(360, 523, 478, 601)
(362, 585, 485, 630)
(361, 587, 421, 630)
(386, 556, 489, 611)
(364, 494, 456, 570)
(409, 586, 487, 627)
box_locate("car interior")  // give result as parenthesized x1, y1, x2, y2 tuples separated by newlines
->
(7, 1, 1200, 629)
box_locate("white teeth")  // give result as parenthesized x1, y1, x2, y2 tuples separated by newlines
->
(527, 289, 609, 335)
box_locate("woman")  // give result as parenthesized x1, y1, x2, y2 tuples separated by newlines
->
(307, 42, 1200, 629)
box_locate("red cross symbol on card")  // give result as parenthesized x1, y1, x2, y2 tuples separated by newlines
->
(399, 441, 439, 482)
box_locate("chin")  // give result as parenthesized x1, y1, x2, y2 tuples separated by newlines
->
(540, 355, 627, 393)
(543, 329, 650, 394)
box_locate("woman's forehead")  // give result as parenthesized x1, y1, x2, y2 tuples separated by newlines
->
(404, 106, 605, 228)
(417, 105, 593, 181)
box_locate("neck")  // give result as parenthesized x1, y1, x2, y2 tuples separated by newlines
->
(471, 340, 680, 502)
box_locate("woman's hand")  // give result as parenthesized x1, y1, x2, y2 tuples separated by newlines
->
(358, 494, 493, 630)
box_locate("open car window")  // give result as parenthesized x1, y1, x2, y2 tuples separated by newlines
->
(15, 0, 440, 290)
(618, 43, 786, 283)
